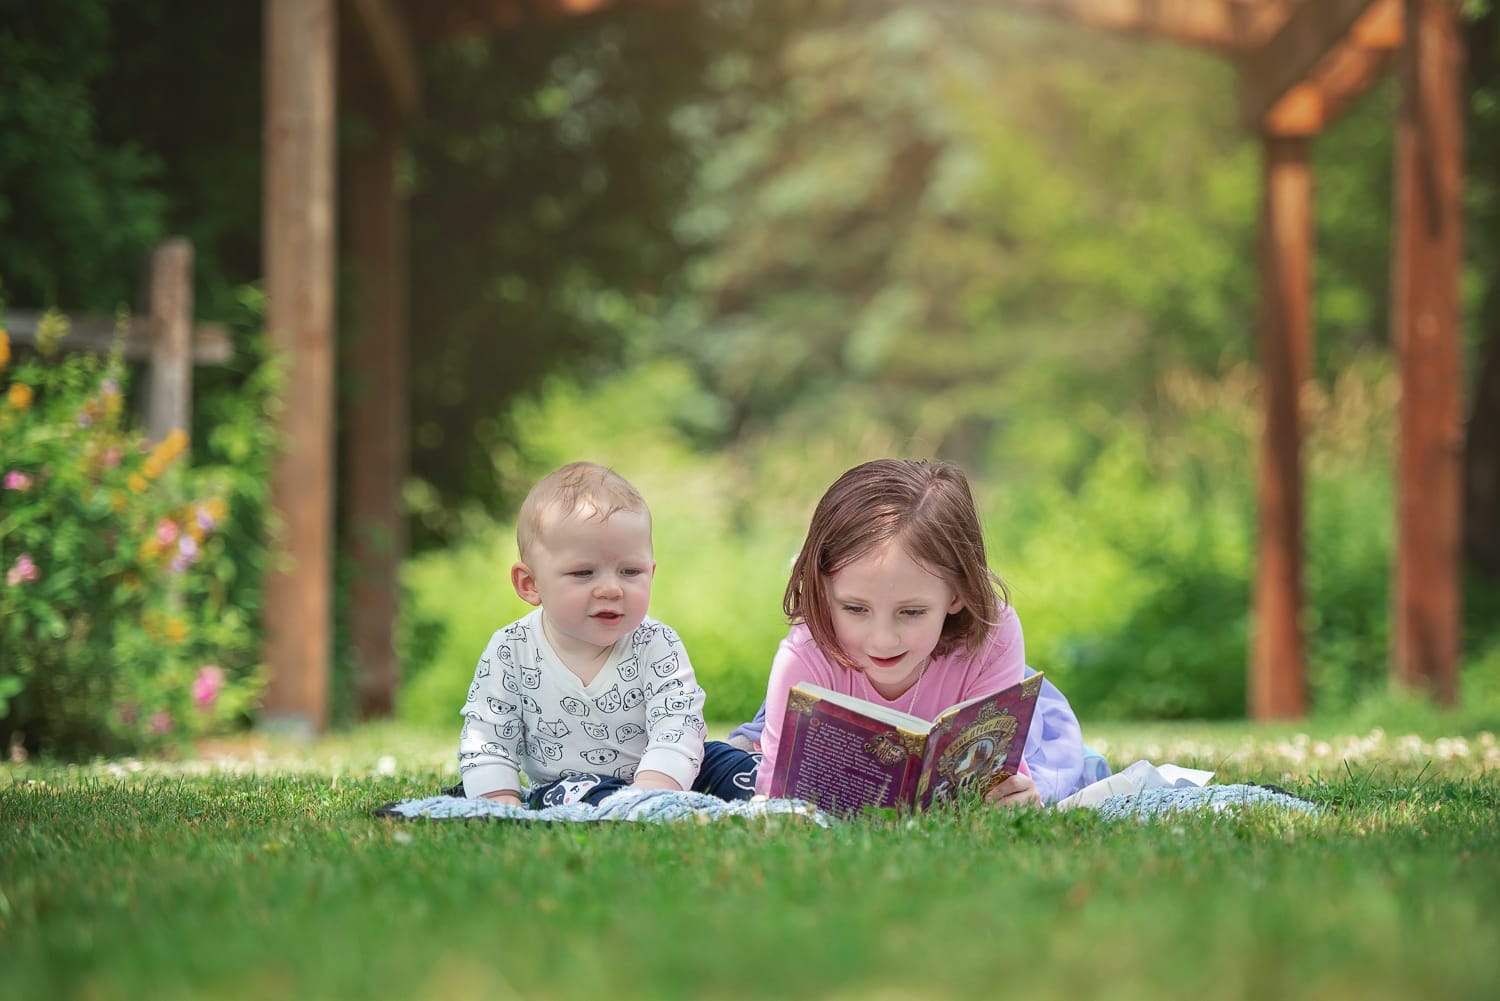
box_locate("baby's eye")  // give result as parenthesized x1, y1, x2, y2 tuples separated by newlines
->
(620, 567, 643, 577)
(900, 608, 928, 618)
(568, 570, 593, 578)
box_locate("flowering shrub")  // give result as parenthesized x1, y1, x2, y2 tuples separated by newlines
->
(0, 312, 269, 756)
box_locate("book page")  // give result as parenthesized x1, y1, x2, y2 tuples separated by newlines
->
(794, 683, 931, 733)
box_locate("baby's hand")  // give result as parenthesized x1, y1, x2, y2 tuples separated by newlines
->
(984, 772, 1042, 809)
(481, 789, 524, 807)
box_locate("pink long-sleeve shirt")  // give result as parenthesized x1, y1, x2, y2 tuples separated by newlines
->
(754, 605, 1029, 796)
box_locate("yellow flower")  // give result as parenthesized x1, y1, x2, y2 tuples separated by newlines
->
(128, 473, 148, 494)
(0, 330, 9, 371)
(164, 617, 188, 645)
(7, 382, 32, 411)
(110, 492, 127, 513)
(138, 538, 158, 563)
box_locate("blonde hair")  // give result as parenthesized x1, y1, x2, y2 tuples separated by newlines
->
(516, 462, 650, 560)
(784, 459, 1007, 671)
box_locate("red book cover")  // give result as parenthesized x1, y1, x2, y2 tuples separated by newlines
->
(767, 673, 1044, 816)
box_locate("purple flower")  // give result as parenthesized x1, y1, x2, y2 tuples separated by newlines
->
(171, 535, 200, 573)
(192, 665, 225, 710)
(3, 471, 33, 491)
(6, 554, 39, 587)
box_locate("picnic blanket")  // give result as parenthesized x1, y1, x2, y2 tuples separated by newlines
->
(375, 788, 831, 825)
(374, 782, 1318, 825)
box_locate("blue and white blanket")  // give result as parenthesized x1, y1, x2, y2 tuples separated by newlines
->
(375, 783, 1318, 825)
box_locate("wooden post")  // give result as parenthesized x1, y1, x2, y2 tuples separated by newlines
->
(1391, 0, 1463, 705)
(1251, 135, 1314, 720)
(346, 104, 409, 720)
(145, 239, 194, 445)
(262, 0, 337, 736)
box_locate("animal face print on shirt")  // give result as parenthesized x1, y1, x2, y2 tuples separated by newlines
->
(494, 719, 522, 741)
(651, 652, 679, 678)
(581, 720, 611, 741)
(521, 694, 542, 715)
(617, 657, 640, 682)
(486, 697, 510, 716)
(613, 762, 638, 780)
(520, 664, 541, 690)
(593, 685, 623, 714)
(536, 718, 570, 739)
(467, 682, 480, 703)
(501, 673, 520, 695)
(476, 657, 491, 679)
(615, 722, 646, 743)
(656, 729, 684, 743)
(582, 747, 620, 765)
(560, 696, 590, 717)
(623, 687, 645, 709)
(663, 692, 694, 714)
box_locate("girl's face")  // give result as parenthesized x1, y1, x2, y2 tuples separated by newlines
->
(825, 538, 962, 699)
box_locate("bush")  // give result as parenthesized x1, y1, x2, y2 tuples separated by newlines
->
(0, 313, 275, 757)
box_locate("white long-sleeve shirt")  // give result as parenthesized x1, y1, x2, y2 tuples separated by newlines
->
(458, 610, 707, 798)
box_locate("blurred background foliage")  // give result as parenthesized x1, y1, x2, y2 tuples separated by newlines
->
(2, 0, 1498, 744)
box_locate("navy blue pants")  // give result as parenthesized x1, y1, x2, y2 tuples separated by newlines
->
(446, 741, 760, 808)
(528, 740, 759, 809)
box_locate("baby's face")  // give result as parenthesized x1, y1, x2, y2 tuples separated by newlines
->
(522, 506, 655, 664)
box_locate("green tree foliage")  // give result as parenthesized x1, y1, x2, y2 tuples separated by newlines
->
(403, 6, 793, 547)
(0, 1, 166, 309)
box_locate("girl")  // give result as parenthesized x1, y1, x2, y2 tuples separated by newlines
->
(753, 458, 1048, 807)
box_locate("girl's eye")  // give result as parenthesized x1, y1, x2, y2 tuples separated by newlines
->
(840, 605, 867, 615)
(900, 608, 928, 618)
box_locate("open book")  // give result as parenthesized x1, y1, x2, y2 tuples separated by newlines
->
(765, 673, 1044, 816)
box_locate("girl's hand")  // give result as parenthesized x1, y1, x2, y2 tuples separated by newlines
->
(985, 772, 1042, 809)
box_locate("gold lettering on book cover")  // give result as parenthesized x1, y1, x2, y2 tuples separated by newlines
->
(864, 731, 908, 767)
(787, 690, 819, 716)
(1021, 674, 1043, 700)
(934, 710, 1019, 793)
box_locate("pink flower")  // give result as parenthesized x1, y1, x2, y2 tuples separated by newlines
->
(3, 471, 32, 491)
(192, 665, 225, 710)
(149, 711, 173, 735)
(156, 519, 179, 546)
(6, 554, 39, 587)
(102, 447, 123, 469)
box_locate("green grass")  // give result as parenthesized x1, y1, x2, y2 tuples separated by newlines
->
(3, 722, 1497, 1001)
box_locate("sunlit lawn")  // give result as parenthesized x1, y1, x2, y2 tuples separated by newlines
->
(3, 720, 1497, 1001)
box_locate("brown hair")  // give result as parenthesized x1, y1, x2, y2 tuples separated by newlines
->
(516, 461, 650, 560)
(783, 459, 1007, 671)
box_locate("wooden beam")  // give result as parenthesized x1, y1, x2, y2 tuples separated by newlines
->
(348, 0, 420, 119)
(1391, 0, 1463, 706)
(994, 0, 1293, 53)
(345, 106, 409, 721)
(1240, 0, 1402, 134)
(262, 0, 337, 737)
(1251, 135, 1314, 720)
(6, 311, 230, 364)
(144, 239, 194, 445)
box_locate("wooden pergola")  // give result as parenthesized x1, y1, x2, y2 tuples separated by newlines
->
(258, 0, 1464, 733)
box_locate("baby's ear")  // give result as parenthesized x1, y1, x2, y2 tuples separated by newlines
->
(512, 562, 542, 606)
(947, 593, 964, 614)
